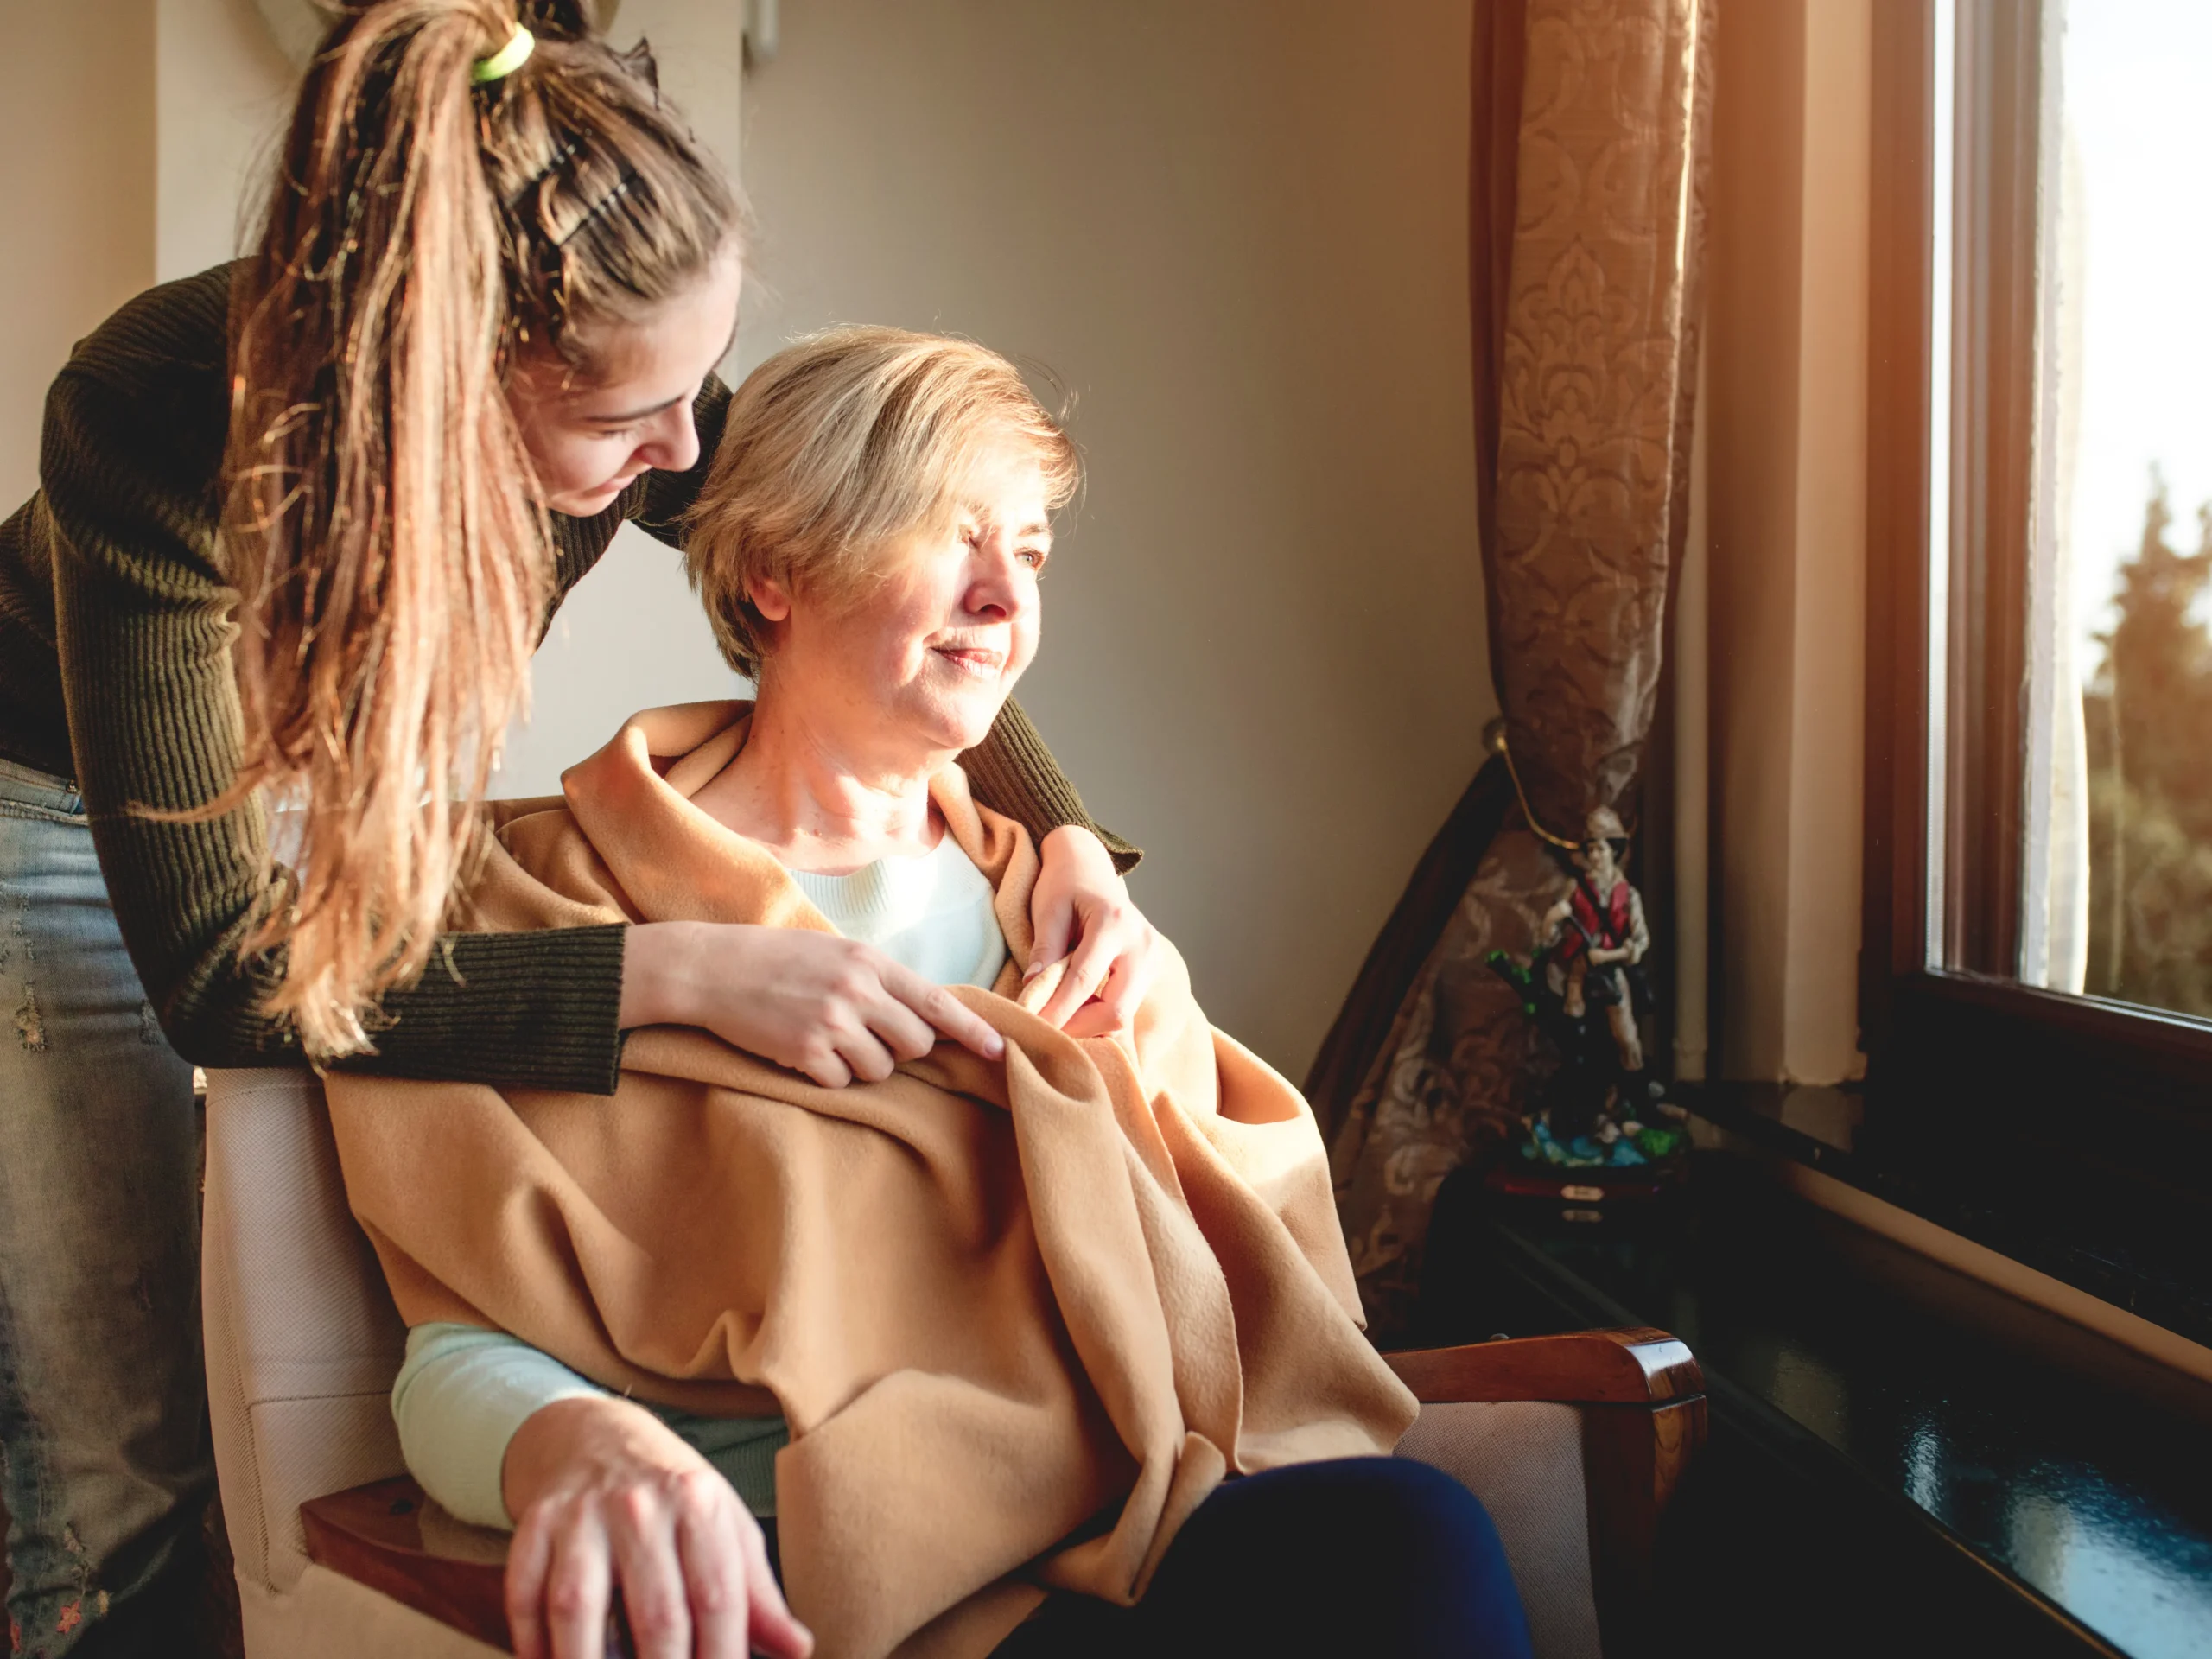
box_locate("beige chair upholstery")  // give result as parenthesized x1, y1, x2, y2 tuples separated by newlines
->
(1396, 1400, 1599, 1659)
(203, 1066, 1603, 1659)
(202, 1068, 499, 1658)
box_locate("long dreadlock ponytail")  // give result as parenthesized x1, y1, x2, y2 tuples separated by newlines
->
(222, 0, 740, 1057)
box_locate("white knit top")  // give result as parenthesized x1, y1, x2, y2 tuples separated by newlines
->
(788, 832, 1009, 991)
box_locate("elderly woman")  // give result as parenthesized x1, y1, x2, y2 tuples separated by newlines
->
(335, 329, 1533, 1659)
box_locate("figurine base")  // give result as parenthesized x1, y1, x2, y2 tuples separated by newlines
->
(1483, 1149, 1689, 1227)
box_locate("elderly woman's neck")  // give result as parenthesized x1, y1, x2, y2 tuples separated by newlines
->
(693, 696, 952, 874)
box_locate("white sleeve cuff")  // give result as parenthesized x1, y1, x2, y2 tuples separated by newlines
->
(390, 1323, 608, 1530)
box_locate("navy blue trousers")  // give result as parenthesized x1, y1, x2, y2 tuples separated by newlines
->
(989, 1456, 1535, 1659)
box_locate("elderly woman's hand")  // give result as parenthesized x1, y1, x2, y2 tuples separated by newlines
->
(503, 1396, 811, 1659)
(1022, 826, 1162, 1036)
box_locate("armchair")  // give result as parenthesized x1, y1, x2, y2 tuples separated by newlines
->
(203, 1069, 1703, 1659)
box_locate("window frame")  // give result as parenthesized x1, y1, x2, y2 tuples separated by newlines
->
(1860, 0, 2212, 1319)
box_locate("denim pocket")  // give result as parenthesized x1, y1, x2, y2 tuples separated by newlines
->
(0, 759, 86, 823)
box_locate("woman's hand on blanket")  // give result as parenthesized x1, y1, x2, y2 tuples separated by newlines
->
(621, 920, 1006, 1085)
(1025, 825, 1161, 1035)
(503, 1396, 812, 1659)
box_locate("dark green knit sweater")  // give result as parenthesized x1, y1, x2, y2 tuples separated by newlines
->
(0, 264, 1131, 1094)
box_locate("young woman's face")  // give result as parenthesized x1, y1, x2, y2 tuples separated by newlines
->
(756, 444, 1052, 761)
(507, 250, 744, 518)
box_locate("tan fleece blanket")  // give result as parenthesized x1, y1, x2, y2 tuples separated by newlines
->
(325, 702, 1416, 1659)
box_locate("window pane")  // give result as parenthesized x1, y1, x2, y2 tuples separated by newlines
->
(1938, 1, 2212, 1013)
(1927, 0, 1956, 974)
(2052, 2, 2212, 1013)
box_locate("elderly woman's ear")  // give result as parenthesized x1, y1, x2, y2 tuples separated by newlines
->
(746, 576, 793, 626)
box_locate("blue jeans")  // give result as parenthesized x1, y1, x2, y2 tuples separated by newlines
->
(989, 1457, 1535, 1658)
(0, 759, 211, 1656)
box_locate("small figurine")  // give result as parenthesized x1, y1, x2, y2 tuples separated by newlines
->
(1486, 805, 1686, 1173)
(1541, 806, 1649, 1077)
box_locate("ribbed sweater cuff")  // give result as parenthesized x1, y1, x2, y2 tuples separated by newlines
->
(336, 924, 629, 1096)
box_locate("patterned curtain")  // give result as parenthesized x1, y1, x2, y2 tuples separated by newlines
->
(1324, 0, 1715, 1336)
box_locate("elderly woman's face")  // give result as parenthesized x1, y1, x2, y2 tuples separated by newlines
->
(765, 443, 1052, 757)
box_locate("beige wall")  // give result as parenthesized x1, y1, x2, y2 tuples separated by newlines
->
(1703, 0, 1871, 1085)
(734, 0, 1488, 1074)
(156, 0, 291, 282)
(1, 0, 157, 509)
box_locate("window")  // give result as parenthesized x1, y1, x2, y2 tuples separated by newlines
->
(1925, 0, 2212, 1017)
(1863, 0, 2212, 1312)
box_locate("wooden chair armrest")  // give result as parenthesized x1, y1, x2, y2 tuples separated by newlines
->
(302, 1478, 512, 1653)
(1382, 1325, 1702, 1404)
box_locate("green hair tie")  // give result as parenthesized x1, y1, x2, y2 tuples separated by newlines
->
(471, 22, 535, 86)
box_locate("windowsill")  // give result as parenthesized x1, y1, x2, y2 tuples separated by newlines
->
(1417, 1146, 2212, 1659)
(1682, 1080, 2212, 1358)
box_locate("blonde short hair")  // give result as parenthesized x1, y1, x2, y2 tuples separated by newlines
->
(684, 326, 1082, 677)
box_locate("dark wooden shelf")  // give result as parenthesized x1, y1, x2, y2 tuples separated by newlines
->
(1681, 1080, 2212, 1355)
(1418, 1148, 2212, 1659)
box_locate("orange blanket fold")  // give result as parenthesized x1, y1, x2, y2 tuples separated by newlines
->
(325, 702, 1416, 1659)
